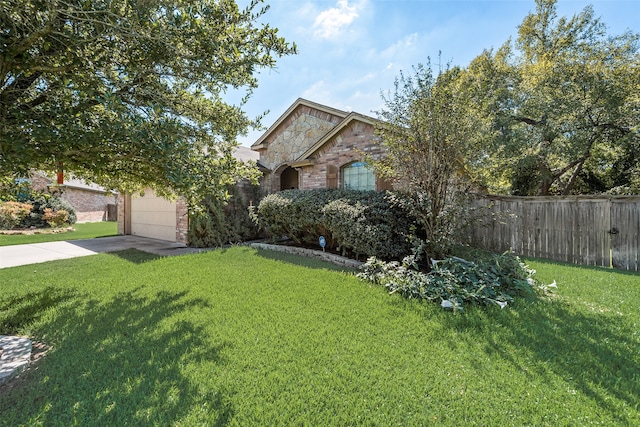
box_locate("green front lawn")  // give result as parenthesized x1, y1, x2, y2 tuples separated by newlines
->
(0, 221, 118, 246)
(1, 247, 638, 425)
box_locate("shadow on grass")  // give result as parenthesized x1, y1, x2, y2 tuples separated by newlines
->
(446, 297, 640, 424)
(252, 247, 355, 272)
(0, 286, 78, 335)
(0, 286, 234, 425)
(106, 249, 165, 264)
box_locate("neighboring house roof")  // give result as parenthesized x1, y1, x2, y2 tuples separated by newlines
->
(233, 146, 260, 162)
(64, 177, 115, 193)
(31, 172, 115, 194)
(251, 98, 349, 150)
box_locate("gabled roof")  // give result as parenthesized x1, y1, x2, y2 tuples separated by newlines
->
(250, 98, 349, 150)
(289, 112, 378, 167)
(233, 145, 260, 162)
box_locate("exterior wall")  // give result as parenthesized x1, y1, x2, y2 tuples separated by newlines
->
(299, 121, 387, 190)
(117, 193, 126, 235)
(29, 173, 116, 222)
(60, 189, 117, 222)
(257, 105, 344, 171)
(175, 198, 189, 244)
(30, 174, 50, 192)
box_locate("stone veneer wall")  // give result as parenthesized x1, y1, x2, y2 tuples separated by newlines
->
(258, 106, 344, 171)
(300, 121, 386, 190)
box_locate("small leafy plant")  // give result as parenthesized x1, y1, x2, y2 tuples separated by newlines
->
(357, 251, 536, 312)
(43, 208, 70, 228)
(0, 201, 33, 229)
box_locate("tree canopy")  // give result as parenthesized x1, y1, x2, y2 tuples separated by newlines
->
(0, 0, 296, 203)
(465, 0, 640, 195)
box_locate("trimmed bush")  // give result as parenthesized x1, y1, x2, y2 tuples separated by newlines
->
(254, 189, 414, 259)
(0, 201, 33, 229)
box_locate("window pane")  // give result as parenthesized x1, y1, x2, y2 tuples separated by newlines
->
(342, 162, 375, 191)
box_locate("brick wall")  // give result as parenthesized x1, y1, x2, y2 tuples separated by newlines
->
(117, 194, 126, 235)
(175, 197, 189, 244)
(27, 173, 117, 222)
(61, 188, 117, 222)
(300, 121, 387, 190)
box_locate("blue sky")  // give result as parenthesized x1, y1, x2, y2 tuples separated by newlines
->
(232, 0, 640, 146)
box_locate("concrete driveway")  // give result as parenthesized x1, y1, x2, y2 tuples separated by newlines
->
(0, 236, 206, 269)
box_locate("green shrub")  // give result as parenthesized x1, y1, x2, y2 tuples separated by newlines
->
(357, 251, 536, 312)
(188, 206, 226, 248)
(188, 182, 262, 248)
(43, 208, 69, 228)
(323, 196, 413, 259)
(22, 195, 77, 228)
(255, 189, 414, 259)
(255, 189, 335, 246)
(0, 201, 33, 229)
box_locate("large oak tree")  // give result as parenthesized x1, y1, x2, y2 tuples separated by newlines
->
(466, 0, 639, 195)
(0, 0, 295, 203)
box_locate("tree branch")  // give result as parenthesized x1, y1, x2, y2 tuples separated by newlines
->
(510, 115, 544, 126)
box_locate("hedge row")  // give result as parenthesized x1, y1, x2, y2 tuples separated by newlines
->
(254, 189, 415, 260)
(0, 194, 77, 230)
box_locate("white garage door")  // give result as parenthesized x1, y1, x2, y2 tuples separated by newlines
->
(130, 189, 177, 242)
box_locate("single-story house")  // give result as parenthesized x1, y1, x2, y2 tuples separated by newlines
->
(117, 98, 390, 243)
(251, 98, 390, 193)
(29, 172, 118, 222)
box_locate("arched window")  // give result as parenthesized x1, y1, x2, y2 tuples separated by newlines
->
(342, 161, 375, 191)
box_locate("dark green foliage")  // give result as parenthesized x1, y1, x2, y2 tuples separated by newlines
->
(323, 197, 413, 259)
(22, 195, 77, 228)
(255, 189, 414, 259)
(1, 0, 296, 205)
(188, 182, 262, 248)
(358, 251, 536, 312)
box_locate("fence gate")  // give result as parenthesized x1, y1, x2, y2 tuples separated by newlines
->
(470, 196, 640, 272)
(610, 198, 640, 271)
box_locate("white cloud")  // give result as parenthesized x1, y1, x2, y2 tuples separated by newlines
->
(380, 32, 420, 59)
(313, 0, 364, 40)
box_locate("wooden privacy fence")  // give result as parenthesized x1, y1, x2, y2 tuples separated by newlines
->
(469, 195, 640, 271)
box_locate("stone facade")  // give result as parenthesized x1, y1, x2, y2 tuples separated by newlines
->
(252, 99, 391, 193)
(255, 104, 346, 172)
